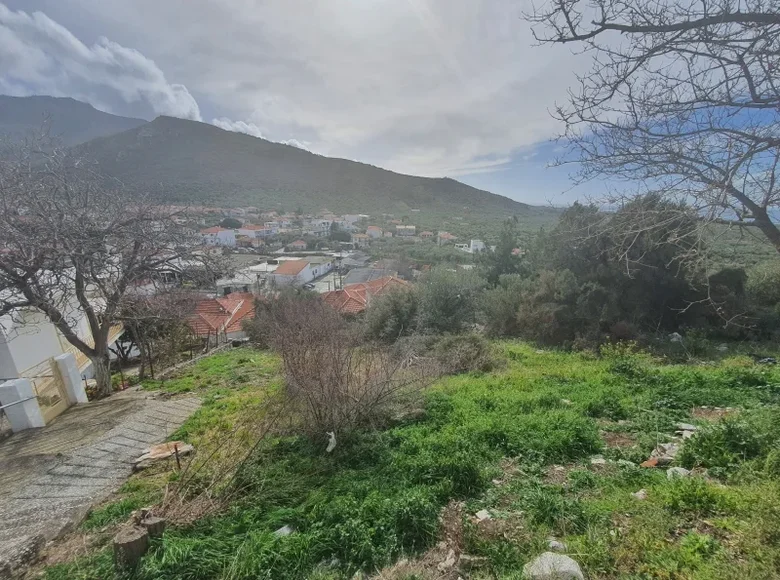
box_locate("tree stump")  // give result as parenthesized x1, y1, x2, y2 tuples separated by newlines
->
(140, 516, 166, 538)
(113, 526, 149, 569)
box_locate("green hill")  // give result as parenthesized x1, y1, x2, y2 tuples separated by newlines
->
(76, 115, 553, 218)
(0, 95, 146, 146)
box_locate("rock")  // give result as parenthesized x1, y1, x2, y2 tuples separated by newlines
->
(757, 357, 777, 365)
(669, 332, 683, 343)
(133, 441, 194, 466)
(675, 422, 698, 432)
(547, 538, 567, 552)
(475, 509, 492, 522)
(649, 442, 679, 465)
(631, 489, 648, 500)
(459, 554, 488, 572)
(560, 399, 572, 406)
(326, 431, 337, 453)
(523, 552, 584, 580)
(437, 548, 457, 572)
(667, 467, 691, 479)
(681, 430, 696, 440)
(617, 459, 636, 468)
(139, 516, 166, 538)
(113, 526, 149, 569)
(590, 456, 608, 466)
(274, 525, 294, 537)
(717, 344, 729, 352)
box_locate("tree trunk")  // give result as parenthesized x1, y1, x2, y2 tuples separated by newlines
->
(91, 350, 112, 399)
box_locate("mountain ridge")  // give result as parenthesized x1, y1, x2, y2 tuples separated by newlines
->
(76, 115, 545, 216)
(0, 95, 147, 146)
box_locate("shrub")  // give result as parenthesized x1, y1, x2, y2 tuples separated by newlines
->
(480, 274, 525, 337)
(678, 418, 765, 475)
(764, 448, 780, 477)
(520, 487, 589, 534)
(363, 287, 419, 342)
(432, 333, 496, 375)
(660, 477, 727, 516)
(263, 294, 437, 436)
(416, 267, 485, 334)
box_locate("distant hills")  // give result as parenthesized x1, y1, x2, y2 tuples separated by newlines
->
(0, 95, 146, 146)
(1, 95, 554, 218)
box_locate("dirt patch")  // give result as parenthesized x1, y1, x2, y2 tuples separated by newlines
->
(544, 464, 575, 485)
(691, 406, 738, 421)
(372, 501, 466, 580)
(602, 430, 637, 449)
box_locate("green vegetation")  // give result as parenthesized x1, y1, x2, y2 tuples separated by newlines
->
(45, 342, 780, 579)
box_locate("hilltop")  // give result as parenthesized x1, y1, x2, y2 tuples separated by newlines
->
(0, 95, 146, 146)
(75, 115, 551, 218)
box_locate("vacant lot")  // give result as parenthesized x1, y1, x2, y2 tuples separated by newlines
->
(43, 343, 780, 579)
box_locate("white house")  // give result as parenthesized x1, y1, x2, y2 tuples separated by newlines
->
(307, 256, 335, 278)
(269, 259, 313, 286)
(470, 240, 486, 253)
(366, 226, 383, 239)
(201, 227, 237, 246)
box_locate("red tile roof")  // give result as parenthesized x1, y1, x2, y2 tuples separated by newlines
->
(274, 260, 309, 276)
(188, 292, 255, 337)
(322, 276, 411, 315)
(201, 226, 227, 234)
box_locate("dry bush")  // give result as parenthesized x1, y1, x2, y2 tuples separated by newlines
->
(265, 293, 438, 436)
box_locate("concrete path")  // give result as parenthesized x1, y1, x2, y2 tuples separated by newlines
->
(0, 391, 200, 578)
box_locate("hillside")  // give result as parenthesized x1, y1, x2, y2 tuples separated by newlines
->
(76, 115, 550, 217)
(0, 95, 147, 146)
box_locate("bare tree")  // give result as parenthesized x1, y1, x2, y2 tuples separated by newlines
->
(528, 0, 780, 253)
(0, 133, 208, 397)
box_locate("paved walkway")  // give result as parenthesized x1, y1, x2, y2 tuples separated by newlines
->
(0, 390, 200, 578)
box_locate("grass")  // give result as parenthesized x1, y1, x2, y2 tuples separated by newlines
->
(45, 342, 780, 579)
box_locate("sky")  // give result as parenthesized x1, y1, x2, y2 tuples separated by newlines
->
(0, 0, 603, 206)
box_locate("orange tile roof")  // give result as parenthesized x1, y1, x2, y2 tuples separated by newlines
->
(201, 226, 227, 234)
(322, 276, 411, 315)
(274, 260, 309, 275)
(188, 292, 255, 337)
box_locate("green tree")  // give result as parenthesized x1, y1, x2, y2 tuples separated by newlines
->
(417, 267, 485, 334)
(220, 217, 242, 229)
(480, 218, 524, 286)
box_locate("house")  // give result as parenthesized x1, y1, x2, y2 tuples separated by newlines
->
(470, 240, 486, 253)
(351, 233, 370, 248)
(419, 231, 434, 239)
(237, 224, 266, 238)
(396, 225, 416, 236)
(366, 226, 383, 239)
(200, 227, 236, 246)
(287, 239, 308, 251)
(322, 276, 411, 315)
(437, 231, 457, 245)
(383, 231, 394, 238)
(188, 293, 255, 345)
(270, 259, 313, 286)
(307, 256, 335, 278)
(0, 302, 125, 423)
(343, 267, 397, 285)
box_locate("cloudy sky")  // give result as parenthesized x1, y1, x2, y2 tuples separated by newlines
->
(0, 0, 601, 205)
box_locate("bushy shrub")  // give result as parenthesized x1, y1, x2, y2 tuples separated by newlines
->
(417, 267, 485, 334)
(678, 417, 765, 475)
(362, 287, 419, 343)
(480, 274, 525, 337)
(660, 477, 728, 515)
(432, 333, 496, 375)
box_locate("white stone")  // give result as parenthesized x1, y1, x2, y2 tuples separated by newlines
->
(437, 548, 457, 572)
(669, 332, 683, 343)
(681, 430, 696, 440)
(631, 489, 648, 500)
(675, 423, 698, 432)
(274, 524, 294, 537)
(523, 552, 584, 580)
(326, 431, 337, 453)
(666, 467, 691, 479)
(617, 459, 636, 468)
(547, 538, 567, 552)
(475, 509, 492, 522)
(590, 456, 608, 466)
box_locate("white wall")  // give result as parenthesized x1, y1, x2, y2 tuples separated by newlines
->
(1, 311, 65, 375)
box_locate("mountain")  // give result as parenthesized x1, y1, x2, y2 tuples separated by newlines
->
(76, 115, 549, 217)
(0, 95, 147, 146)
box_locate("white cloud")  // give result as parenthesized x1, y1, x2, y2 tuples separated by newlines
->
(0, 2, 201, 120)
(211, 117, 264, 138)
(1, 0, 592, 182)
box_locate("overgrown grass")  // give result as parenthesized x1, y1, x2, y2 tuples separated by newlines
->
(45, 342, 780, 579)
